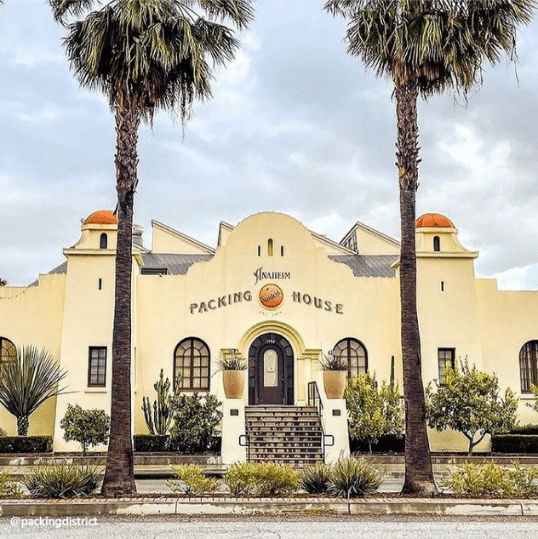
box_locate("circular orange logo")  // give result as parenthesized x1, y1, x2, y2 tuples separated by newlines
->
(259, 283, 284, 309)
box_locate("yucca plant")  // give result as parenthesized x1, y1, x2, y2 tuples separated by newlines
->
(23, 464, 101, 498)
(328, 457, 383, 498)
(301, 462, 332, 494)
(0, 346, 67, 435)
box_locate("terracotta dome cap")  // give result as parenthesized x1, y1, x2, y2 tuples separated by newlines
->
(84, 210, 118, 225)
(415, 213, 454, 228)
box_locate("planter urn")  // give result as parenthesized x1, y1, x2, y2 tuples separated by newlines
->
(223, 370, 245, 399)
(323, 370, 347, 399)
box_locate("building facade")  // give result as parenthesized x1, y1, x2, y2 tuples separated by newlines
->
(1, 210, 537, 460)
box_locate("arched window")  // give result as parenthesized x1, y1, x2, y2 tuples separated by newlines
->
(0, 337, 16, 365)
(99, 233, 108, 249)
(174, 338, 210, 391)
(520, 340, 538, 393)
(333, 338, 368, 378)
(433, 236, 440, 252)
(268, 239, 274, 257)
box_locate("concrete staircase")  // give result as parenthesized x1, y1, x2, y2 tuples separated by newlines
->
(244, 406, 324, 468)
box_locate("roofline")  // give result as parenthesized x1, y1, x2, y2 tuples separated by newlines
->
(309, 230, 356, 255)
(341, 221, 400, 248)
(151, 220, 216, 255)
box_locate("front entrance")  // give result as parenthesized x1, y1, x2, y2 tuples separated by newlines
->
(248, 333, 294, 405)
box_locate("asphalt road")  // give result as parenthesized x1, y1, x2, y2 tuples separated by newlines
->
(3, 515, 538, 539)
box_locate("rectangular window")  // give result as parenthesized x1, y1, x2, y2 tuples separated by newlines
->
(88, 347, 107, 387)
(437, 348, 455, 386)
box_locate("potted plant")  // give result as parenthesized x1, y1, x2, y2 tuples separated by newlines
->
(218, 353, 247, 399)
(318, 354, 348, 399)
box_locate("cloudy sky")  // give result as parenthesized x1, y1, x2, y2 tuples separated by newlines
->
(1, 0, 537, 289)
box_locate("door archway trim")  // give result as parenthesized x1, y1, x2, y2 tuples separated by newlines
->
(239, 321, 305, 355)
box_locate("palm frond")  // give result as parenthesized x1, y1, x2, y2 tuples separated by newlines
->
(58, 0, 251, 124)
(325, 0, 536, 97)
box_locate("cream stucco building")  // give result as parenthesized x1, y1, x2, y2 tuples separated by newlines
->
(1, 209, 537, 461)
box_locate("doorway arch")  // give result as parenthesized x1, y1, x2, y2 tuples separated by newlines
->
(248, 333, 294, 405)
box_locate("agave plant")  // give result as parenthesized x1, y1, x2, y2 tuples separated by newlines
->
(0, 346, 67, 435)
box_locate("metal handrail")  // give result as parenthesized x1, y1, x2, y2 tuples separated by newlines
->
(238, 434, 250, 461)
(307, 381, 335, 459)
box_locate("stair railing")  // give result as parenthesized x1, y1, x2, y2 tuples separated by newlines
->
(307, 381, 334, 460)
(238, 433, 250, 461)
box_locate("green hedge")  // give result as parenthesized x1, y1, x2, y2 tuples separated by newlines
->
(350, 434, 405, 453)
(491, 434, 538, 453)
(133, 435, 221, 453)
(510, 425, 538, 435)
(0, 436, 53, 453)
(133, 435, 170, 452)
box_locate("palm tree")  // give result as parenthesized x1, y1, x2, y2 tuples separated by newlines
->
(48, 0, 254, 496)
(324, 0, 535, 494)
(0, 346, 67, 435)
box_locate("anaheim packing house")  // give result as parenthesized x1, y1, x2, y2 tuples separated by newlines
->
(1, 210, 537, 463)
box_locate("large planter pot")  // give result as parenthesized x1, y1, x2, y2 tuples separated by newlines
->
(223, 370, 245, 399)
(323, 370, 347, 399)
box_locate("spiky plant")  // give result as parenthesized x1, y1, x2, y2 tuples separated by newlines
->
(0, 346, 67, 435)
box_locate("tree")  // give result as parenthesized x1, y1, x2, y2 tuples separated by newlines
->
(426, 359, 518, 455)
(60, 404, 111, 454)
(345, 371, 404, 453)
(527, 384, 538, 414)
(48, 0, 254, 496)
(168, 392, 222, 454)
(324, 0, 534, 493)
(0, 346, 67, 435)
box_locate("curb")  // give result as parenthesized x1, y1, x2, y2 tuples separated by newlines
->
(2, 497, 538, 517)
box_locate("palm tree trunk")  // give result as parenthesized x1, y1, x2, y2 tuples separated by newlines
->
(395, 81, 437, 495)
(101, 101, 140, 497)
(17, 415, 29, 436)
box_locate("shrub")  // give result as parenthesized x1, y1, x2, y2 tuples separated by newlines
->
(491, 434, 538, 453)
(0, 428, 6, 437)
(345, 372, 404, 453)
(350, 434, 405, 453)
(23, 464, 101, 498)
(328, 457, 383, 498)
(223, 462, 302, 496)
(301, 462, 332, 494)
(444, 462, 538, 498)
(60, 404, 110, 453)
(168, 393, 222, 454)
(133, 434, 170, 452)
(0, 468, 22, 496)
(166, 464, 218, 495)
(0, 436, 52, 453)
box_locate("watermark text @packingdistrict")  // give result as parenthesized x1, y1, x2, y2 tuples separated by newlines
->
(11, 516, 98, 529)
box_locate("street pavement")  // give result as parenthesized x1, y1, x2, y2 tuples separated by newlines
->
(3, 516, 538, 538)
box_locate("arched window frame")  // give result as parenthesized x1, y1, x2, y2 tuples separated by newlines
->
(174, 337, 210, 391)
(332, 338, 368, 378)
(0, 337, 17, 365)
(99, 233, 108, 250)
(433, 236, 440, 252)
(520, 340, 538, 393)
(268, 238, 274, 257)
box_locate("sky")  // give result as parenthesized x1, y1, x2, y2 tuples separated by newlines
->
(1, 0, 537, 289)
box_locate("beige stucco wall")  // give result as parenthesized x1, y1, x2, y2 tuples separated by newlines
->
(0, 273, 66, 435)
